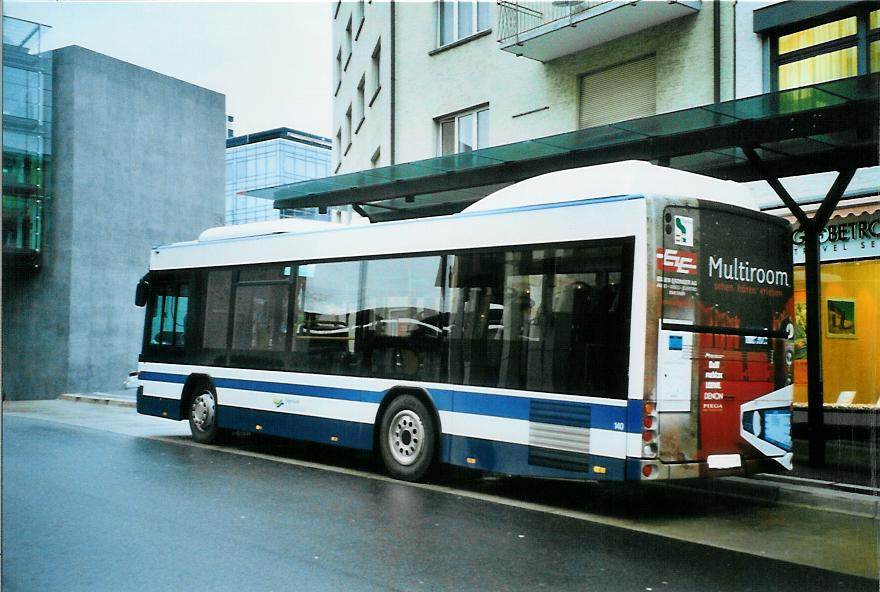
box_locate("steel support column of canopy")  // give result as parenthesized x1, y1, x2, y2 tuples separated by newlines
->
(745, 148, 856, 467)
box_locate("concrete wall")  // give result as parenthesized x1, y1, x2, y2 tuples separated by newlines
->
(2, 46, 225, 399)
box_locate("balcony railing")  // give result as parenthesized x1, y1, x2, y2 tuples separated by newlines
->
(497, 0, 614, 45)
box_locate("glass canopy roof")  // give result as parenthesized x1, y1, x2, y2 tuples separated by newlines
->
(248, 74, 879, 222)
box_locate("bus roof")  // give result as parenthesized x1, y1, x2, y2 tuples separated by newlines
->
(464, 161, 756, 213)
(153, 161, 759, 268)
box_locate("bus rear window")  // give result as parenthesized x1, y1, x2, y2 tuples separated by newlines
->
(660, 205, 792, 336)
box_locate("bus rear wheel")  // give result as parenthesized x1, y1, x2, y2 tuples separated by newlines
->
(188, 385, 223, 444)
(378, 395, 436, 482)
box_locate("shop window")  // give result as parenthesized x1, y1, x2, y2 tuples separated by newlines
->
(792, 260, 880, 406)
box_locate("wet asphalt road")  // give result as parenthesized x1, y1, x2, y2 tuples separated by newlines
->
(2, 414, 876, 592)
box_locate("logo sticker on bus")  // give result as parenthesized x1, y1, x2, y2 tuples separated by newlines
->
(674, 215, 694, 246)
(656, 248, 698, 275)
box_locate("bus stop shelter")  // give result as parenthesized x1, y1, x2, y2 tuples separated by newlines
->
(250, 73, 880, 466)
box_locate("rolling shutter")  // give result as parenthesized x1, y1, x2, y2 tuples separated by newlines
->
(578, 54, 657, 129)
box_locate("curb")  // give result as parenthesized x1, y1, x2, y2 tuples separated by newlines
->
(656, 474, 880, 518)
(58, 393, 136, 408)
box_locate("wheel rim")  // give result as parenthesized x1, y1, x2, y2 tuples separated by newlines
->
(388, 409, 424, 466)
(191, 391, 216, 432)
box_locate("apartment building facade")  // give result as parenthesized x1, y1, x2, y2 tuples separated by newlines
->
(330, 0, 880, 407)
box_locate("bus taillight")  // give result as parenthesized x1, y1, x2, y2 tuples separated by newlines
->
(642, 401, 658, 457)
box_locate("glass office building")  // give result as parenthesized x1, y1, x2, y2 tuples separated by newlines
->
(226, 128, 333, 225)
(2, 16, 53, 271)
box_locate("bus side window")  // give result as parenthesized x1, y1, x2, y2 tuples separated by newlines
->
(292, 260, 361, 375)
(361, 255, 444, 381)
(448, 242, 631, 398)
(229, 265, 291, 370)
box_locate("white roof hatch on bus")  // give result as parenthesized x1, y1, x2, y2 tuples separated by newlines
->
(198, 218, 346, 242)
(464, 160, 757, 213)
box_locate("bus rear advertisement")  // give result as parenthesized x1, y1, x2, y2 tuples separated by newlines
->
(652, 202, 793, 478)
(135, 162, 794, 482)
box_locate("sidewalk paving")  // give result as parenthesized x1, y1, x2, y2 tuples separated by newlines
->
(51, 390, 880, 518)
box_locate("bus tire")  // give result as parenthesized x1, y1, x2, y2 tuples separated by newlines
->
(378, 395, 436, 482)
(188, 384, 224, 445)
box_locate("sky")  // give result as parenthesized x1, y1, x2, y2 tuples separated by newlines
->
(4, 1, 334, 137)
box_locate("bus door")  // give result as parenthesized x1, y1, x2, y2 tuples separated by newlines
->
(656, 203, 794, 472)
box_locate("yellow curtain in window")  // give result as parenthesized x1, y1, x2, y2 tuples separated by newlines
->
(778, 17, 856, 54)
(778, 47, 858, 90)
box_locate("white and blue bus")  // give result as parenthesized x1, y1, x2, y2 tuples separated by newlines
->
(135, 161, 794, 482)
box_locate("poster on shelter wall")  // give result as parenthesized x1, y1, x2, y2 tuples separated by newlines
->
(826, 298, 856, 338)
(793, 294, 807, 360)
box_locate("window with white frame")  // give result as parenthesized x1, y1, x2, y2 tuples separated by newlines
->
(335, 128, 342, 171)
(439, 106, 489, 155)
(334, 48, 342, 96)
(344, 17, 353, 70)
(370, 39, 382, 104)
(345, 105, 353, 155)
(355, 0, 365, 39)
(356, 75, 366, 134)
(439, 1, 491, 47)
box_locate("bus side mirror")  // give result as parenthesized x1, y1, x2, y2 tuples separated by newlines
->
(135, 276, 150, 307)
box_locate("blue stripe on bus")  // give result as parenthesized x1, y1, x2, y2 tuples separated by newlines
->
(141, 371, 188, 384)
(140, 372, 630, 432)
(219, 404, 375, 450)
(453, 193, 642, 219)
(213, 377, 383, 404)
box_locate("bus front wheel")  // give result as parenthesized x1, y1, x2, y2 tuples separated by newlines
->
(378, 395, 436, 482)
(188, 385, 223, 444)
